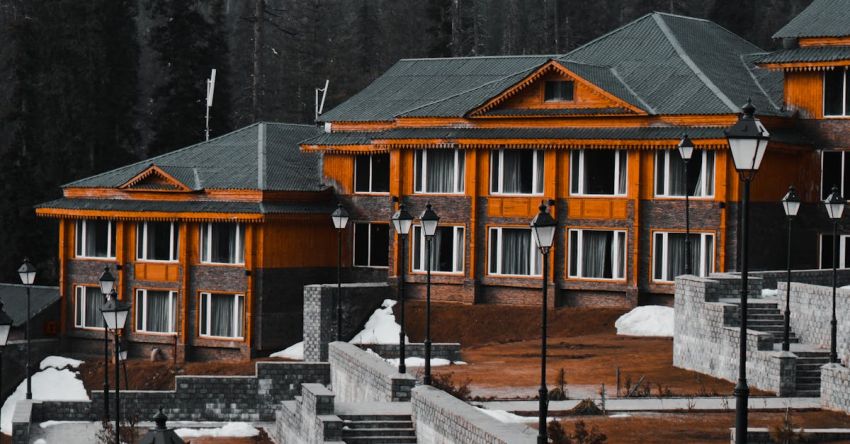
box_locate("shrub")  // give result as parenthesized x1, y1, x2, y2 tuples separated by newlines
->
(549, 368, 569, 401)
(769, 408, 806, 444)
(547, 420, 608, 444)
(431, 372, 472, 401)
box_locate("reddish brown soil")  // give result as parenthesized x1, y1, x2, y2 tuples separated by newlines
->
(551, 411, 850, 444)
(179, 429, 274, 444)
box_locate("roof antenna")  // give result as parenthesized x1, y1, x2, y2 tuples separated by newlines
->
(205, 68, 217, 141)
(315, 79, 329, 125)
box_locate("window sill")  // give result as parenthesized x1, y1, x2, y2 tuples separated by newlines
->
(74, 257, 117, 262)
(198, 262, 246, 267)
(353, 191, 391, 196)
(486, 273, 543, 279)
(198, 334, 245, 342)
(410, 270, 464, 276)
(652, 196, 716, 201)
(569, 194, 628, 199)
(490, 193, 545, 197)
(412, 192, 466, 196)
(823, 115, 850, 119)
(567, 277, 628, 283)
(135, 259, 180, 264)
(132, 330, 177, 337)
(353, 265, 389, 269)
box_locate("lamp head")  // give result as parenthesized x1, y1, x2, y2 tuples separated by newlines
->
(101, 291, 130, 331)
(391, 203, 414, 235)
(824, 185, 845, 221)
(678, 134, 695, 161)
(419, 203, 440, 238)
(781, 185, 801, 218)
(17, 258, 36, 286)
(0, 301, 13, 347)
(331, 203, 350, 230)
(530, 201, 557, 252)
(98, 266, 115, 296)
(724, 99, 770, 174)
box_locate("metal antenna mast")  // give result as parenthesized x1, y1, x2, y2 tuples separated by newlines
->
(205, 68, 217, 141)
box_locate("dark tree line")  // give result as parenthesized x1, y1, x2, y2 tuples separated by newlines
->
(0, 0, 813, 283)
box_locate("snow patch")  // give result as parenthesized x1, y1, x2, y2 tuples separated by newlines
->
(174, 422, 259, 438)
(350, 299, 409, 345)
(270, 341, 304, 360)
(34, 440, 47, 444)
(39, 356, 83, 370)
(39, 420, 90, 428)
(761, 288, 779, 298)
(615, 305, 674, 337)
(475, 407, 534, 423)
(385, 357, 467, 367)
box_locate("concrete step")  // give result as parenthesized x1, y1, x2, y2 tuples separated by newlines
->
(340, 415, 413, 422)
(796, 383, 822, 392)
(795, 389, 821, 397)
(343, 428, 416, 438)
(795, 376, 822, 384)
(344, 420, 414, 429)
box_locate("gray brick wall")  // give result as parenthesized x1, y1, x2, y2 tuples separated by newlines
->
(328, 342, 415, 403)
(780, 281, 850, 365)
(821, 363, 850, 414)
(356, 343, 461, 362)
(272, 383, 342, 444)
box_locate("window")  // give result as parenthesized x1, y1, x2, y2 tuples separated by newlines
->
(354, 153, 390, 193)
(568, 229, 626, 280)
(544, 80, 574, 102)
(824, 68, 849, 117)
(652, 232, 715, 282)
(488, 227, 543, 276)
(136, 222, 179, 262)
(199, 293, 244, 338)
(200, 223, 244, 264)
(74, 286, 105, 329)
(75, 220, 115, 258)
(655, 150, 715, 197)
(490, 150, 544, 195)
(353, 222, 389, 267)
(414, 149, 465, 194)
(570, 150, 627, 196)
(412, 225, 465, 273)
(821, 151, 850, 200)
(135, 289, 176, 333)
(818, 234, 850, 269)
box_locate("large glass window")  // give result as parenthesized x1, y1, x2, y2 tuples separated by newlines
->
(136, 222, 179, 262)
(544, 80, 574, 102)
(199, 293, 244, 338)
(570, 150, 627, 196)
(74, 286, 105, 329)
(135, 289, 176, 333)
(75, 220, 116, 258)
(414, 149, 465, 194)
(200, 223, 244, 264)
(655, 150, 715, 197)
(412, 225, 464, 273)
(821, 151, 850, 200)
(652, 232, 715, 282)
(354, 153, 390, 193)
(824, 68, 849, 117)
(490, 150, 544, 195)
(568, 229, 626, 280)
(488, 227, 543, 276)
(819, 234, 850, 269)
(353, 222, 389, 268)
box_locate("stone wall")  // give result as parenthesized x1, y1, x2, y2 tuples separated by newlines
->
(750, 268, 850, 290)
(356, 343, 461, 362)
(328, 342, 415, 403)
(673, 274, 797, 395)
(272, 383, 343, 444)
(411, 385, 537, 444)
(821, 363, 850, 414)
(303, 283, 389, 362)
(780, 281, 850, 365)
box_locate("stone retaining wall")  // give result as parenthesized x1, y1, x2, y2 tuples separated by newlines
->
(272, 383, 343, 444)
(750, 268, 850, 290)
(356, 343, 462, 362)
(328, 342, 415, 403)
(780, 282, 850, 365)
(821, 363, 850, 414)
(411, 385, 537, 444)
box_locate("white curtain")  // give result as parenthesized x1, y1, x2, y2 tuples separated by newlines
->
(502, 229, 531, 275)
(146, 291, 171, 332)
(427, 150, 455, 193)
(617, 151, 627, 195)
(429, 228, 444, 271)
(667, 234, 686, 280)
(209, 223, 241, 263)
(85, 289, 105, 328)
(583, 231, 611, 278)
(668, 150, 687, 196)
(454, 228, 464, 272)
(502, 151, 523, 193)
(211, 294, 234, 337)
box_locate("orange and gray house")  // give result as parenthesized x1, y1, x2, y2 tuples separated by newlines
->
(35, 1, 850, 360)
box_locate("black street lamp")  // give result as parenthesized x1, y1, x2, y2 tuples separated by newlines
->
(139, 408, 185, 444)
(824, 185, 845, 363)
(331, 203, 350, 341)
(101, 291, 130, 444)
(530, 202, 557, 444)
(679, 135, 695, 275)
(99, 266, 116, 420)
(17, 258, 36, 400)
(781, 186, 800, 352)
(0, 301, 13, 428)
(419, 203, 440, 386)
(391, 202, 414, 374)
(725, 99, 770, 444)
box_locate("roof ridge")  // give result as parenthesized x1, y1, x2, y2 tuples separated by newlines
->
(564, 13, 657, 57)
(739, 52, 782, 111)
(398, 54, 561, 62)
(609, 66, 657, 114)
(651, 13, 739, 112)
(650, 11, 712, 22)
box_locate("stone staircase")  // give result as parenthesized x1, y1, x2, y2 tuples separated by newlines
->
(340, 413, 417, 444)
(794, 351, 831, 397)
(745, 301, 800, 345)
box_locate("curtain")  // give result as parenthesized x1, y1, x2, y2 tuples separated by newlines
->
(583, 231, 611, 278)
(146, 291, 171, 332)
(211, 294, 234, 337)
(534, 151, 544, 194)
(148, 222, 172, 260)
(502, 150, 523, 193)
(617, 151, 627, 195)
(667, 234, 686, 280)
(454, 228, 464, 272)
(668, 151, 687, 196)
(689, 234, 702, 276)
(85, 289, 105, 328)
(705, 152, 715, 196)
(429, 228, 443, 271)
(427, 150, 455, 193)
(690, 152, 704, 196)
(615, 232, 626, 279)
(209, 223, 240, 263)
(502, 229, 530, 275)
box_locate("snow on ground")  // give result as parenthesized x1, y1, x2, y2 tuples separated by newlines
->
(350, 299, 409, 345)
(761, 288, 779, 298)
(385, 357, 467, 367)
(476, 407, 534, 423)
(34, 440, 47, 444)
(174, 422, 259, 438)
(1, 357, 89, 434)
(270, 341, 304, 360)
(615, 305, 674, 337)
(39, 356, 83, 370)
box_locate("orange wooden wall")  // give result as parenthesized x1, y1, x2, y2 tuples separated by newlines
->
(499, 72, 621, 111)
(785, 71, 823, 119)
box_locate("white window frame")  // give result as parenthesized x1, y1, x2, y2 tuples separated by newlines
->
(568, 229, 627, 280)
(570, 149, 628, 196)
(200, 223, 244, 265)
(353, 222, 389, 268)
(75, 220, 115, 259)
(487, 227, 542, 277)
(136, 222, 179, 262)
(818, 234, 850, 269)
(654, 150, 715, 198)
(199, 292, 244, 339)
(74, 285, 105, 330)
(411, 225, 465, 274)
(490, 149, 544, 195)
(652, 231, 715, 283)
(354, 153, 390, 194)
(414, 149, 465, 194)
(824, 67, 849, 117)
(821, 150, 850, 199)
(134, 289, 176, 333)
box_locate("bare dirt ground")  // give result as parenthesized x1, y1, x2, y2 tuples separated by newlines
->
(177, 429, 274, 444)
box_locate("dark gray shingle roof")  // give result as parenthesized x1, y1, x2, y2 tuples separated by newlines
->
(758, 46, 850, 64)
(0, 284, 60, 327)
(773, 0, 850, 39)
(35, 198, 336, 215)
(66, 123, 325, 192)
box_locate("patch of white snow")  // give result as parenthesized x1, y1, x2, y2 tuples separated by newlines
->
(615, 305, 674, 337)
(385, 357, 466, 367)
(39, 356, 83, 370)
(350, 299, 409, 345)
(475, 407, 535, 423)
(174, 422, 259, 438)
(761, 288, 779, 298)
(1, 366, 89, 434)
(270, 341, 304, 360)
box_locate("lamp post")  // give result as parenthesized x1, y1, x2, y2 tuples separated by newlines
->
(331, 203, 350, 341)
(99, 266, 116, 420)
(101, 291, 130, 444)
(725, 99, 770, 444)
(824, 185, 845, 363)
(391, 203, 414, 374)
(781, 186, 800, 352)
(0, 301, 13, 429)
(530, 202, 557, 444)
(679, 135, 695, 275)
(17, 258, 36, 400)
(419, 203, 439, 386)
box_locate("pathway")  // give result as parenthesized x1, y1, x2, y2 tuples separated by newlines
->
(481, 396, 821, 413)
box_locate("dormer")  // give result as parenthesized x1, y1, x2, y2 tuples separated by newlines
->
(118, 164, 197, 192)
